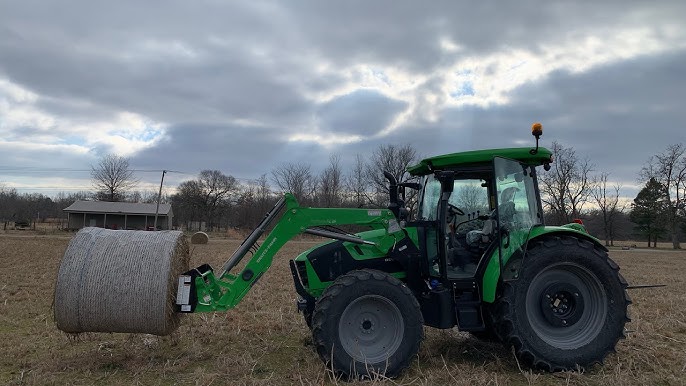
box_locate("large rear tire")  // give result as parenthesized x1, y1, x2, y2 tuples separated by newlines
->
(311, 269, 423, 379)
(494, 236, 630, 371)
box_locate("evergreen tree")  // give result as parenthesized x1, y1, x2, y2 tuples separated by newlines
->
(630, 178, 667, 247)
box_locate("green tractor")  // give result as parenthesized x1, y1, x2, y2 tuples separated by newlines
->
(176, 124, 630, 378)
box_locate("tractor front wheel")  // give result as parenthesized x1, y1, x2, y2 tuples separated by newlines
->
(311, 269, 423, 379)
(494, 236, 630, 371)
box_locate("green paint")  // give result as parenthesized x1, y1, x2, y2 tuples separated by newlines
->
(408, 147, 553, 175)
(192, 193, 405, 312)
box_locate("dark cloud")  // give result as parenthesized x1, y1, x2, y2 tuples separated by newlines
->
(316, 90, 407, 136)
(1, 0, 685, 198)
(129, 123, 326, 179)
(428, 49, 686, 188)
(284, 1, 686, 70)
(3, 1, 683, 126)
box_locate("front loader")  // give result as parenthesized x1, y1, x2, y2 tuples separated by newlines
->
(176, 124, 630, 378)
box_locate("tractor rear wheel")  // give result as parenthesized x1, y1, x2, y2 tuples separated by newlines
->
(311, 269, 423, 379)
(303, 309, 313, 329)
(494, 236, 630, 371)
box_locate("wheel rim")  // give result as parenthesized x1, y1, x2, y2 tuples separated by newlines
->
(525, 262, 607, 350)
(338, 295, 404, 363)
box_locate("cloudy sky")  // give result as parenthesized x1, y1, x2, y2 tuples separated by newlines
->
(1, 1, 685, 199)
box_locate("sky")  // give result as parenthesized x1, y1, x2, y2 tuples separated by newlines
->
(1, 1, 685, 200)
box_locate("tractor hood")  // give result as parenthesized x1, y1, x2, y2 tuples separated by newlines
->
(294, 228, 391, 263)
(293, 228, 405, 295)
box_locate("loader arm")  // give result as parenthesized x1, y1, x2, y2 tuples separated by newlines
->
(176, 193, 402, 313)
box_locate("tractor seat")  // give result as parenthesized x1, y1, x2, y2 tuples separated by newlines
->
(466, 219, 495, 248)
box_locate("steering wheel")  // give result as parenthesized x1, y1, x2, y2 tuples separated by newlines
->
(448, 204, 465, 217)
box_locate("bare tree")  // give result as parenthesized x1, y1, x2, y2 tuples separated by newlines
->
(271, 162, 316, 203)
(91, 154, 138, 202)
(198, 170, 240, 230)
(235, 174, 276, 229)
(0, 185, 18, 230)
(318, 154, 344, 207)
(454, 184, 489, 216)
(365, 144, 419, 208)
(640, 143, 686, 249)
(128, 189, 166, 203)
(235, 183, 259, 229)
(539, 142, 594, 224)
(254, 173, 275, 218)
(591, 172, 624, 246)
(345, 154, 370, 207)
(172, 170, 240, 231)
(173, 180, 203, 230)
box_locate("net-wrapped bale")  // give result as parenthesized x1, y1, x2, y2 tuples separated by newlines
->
(54, 227, 190, 336)
(190, 231, 209, 244)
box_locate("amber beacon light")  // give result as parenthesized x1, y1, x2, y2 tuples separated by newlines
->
(530, 122, 543, 155)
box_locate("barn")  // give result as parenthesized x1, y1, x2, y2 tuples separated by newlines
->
(63, 201, 173, 230)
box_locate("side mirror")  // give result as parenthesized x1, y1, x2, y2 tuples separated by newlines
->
(383, 170, 401, 219)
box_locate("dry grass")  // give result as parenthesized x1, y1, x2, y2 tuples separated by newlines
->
(1, 233, 685, 385)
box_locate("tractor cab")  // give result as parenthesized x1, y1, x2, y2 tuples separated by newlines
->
(397, 147, 552, 330)
(413, 156, 545, 281)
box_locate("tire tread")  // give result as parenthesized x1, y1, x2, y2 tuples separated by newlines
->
(493, 235, 630, 371)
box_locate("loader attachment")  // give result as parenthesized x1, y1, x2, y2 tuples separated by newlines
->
(176, 192, 401, 313)
(176, 264, 213, 313)
(220, 196, 287, 276)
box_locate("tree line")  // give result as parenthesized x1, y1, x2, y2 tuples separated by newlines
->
(170, 145, 419, 231)
(1, 142, 684, 248)
(538, 142, 685, 248)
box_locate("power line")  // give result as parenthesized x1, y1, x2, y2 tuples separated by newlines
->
(0, 166, 191, 173)
(8, 187, 94, 190)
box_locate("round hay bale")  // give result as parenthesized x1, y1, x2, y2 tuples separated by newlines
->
(190, 231, 209, 244)
(54, 227, 189, 336)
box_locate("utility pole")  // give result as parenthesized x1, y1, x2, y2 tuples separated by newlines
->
(154, 170, 167, 230)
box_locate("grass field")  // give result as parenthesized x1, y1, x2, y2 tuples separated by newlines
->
(1, 232, 685, 385)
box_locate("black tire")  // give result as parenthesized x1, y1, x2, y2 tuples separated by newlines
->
(311, 269, 424, 379)
(303, 308, 313, 329)
(494, 236, 630, 371)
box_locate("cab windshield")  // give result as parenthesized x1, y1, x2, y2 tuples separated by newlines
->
(417, 175, 490, 221)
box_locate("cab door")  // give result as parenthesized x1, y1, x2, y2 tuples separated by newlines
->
(493, 157, 543, 280)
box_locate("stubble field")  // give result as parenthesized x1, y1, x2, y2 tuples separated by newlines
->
(1, 232, 685, 385)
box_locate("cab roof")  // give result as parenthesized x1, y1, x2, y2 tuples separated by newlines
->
(407, 147, 553, 176)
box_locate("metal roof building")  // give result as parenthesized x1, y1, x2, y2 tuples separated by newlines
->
(63, 201, 173, 230)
